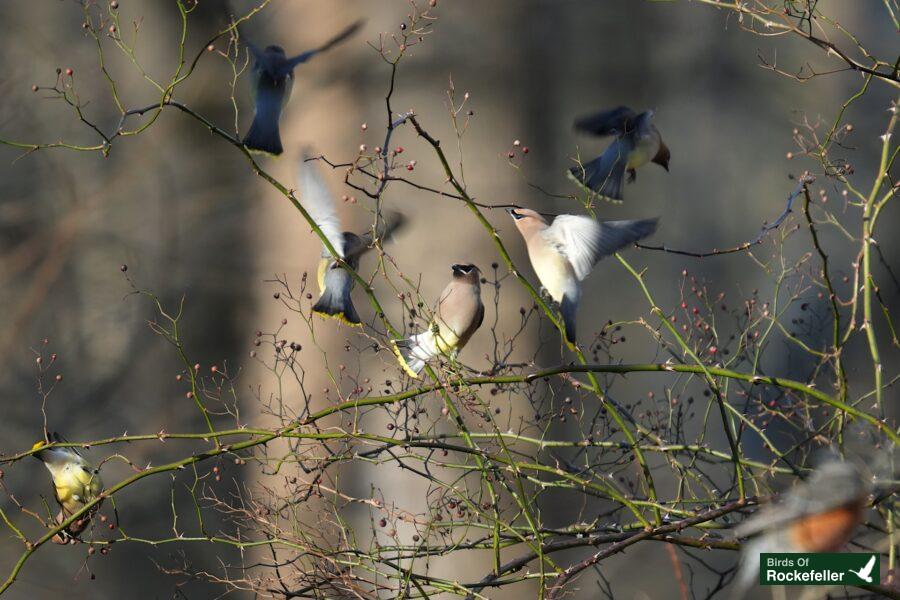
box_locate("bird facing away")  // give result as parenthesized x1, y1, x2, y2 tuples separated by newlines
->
(297, 154, 404, 326)
(732, 459, 870, 596)
(508, 208, 657, 344)
(568, 106, 670, 201)
(32, 433, 103, 543)
(243, 20, 363, 155)
(391, 264, 484, 378)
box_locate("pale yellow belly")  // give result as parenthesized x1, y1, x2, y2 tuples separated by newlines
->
(55, 467, 102, 514)
(628, 133, 661, 169)
(528, 246, 572, 302)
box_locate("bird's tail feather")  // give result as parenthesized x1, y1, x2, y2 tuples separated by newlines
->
(568, 146, 628, 201)
(390, 333, 437, 378)
(313, 284, 361, 326)
(561, 295, 578, 344)
(243, 113, 283, 156)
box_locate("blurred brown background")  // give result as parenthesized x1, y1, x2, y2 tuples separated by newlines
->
(0, 1, 896, 597)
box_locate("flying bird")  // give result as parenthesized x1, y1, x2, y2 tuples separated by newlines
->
(32, 433, 103, 543)
(732, 459, 870, 595)
(848, 555, 877, 584)
(297, 154, 404, 325)
(568, 106, 669, 201)
(243, 20, 363, 155)
(508, 208, 657, 344)
(391, 264, 484, 378)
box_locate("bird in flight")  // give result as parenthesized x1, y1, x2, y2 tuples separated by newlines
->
(848, 555, 877, 583)
(569, 106, 669, 201)
(732, 459, 870, 596)
(243, 21, 363, 155)
(296, 153, 404, 325)
(507, 207, 657, 344)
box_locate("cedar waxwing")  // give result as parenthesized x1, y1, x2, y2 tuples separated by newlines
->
(391, 264, 484, 378)
(32, 433, 103, 543)
(732, 459, 870, 596)
(568, 106, 670, 200)
(507, 208, 657, 344)
(243, 21, 363, 155)
(297, 154, 404, 325)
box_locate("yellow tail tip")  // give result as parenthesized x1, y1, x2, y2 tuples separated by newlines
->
(313, 309, 363, 328)
(389, 340, 422, 379)
(31, 440, 46, 452)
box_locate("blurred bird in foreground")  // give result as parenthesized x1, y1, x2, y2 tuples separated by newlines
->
(243, 20, 363, 155)
(297, 154, 404, 325)
(32, 433, 103, 544)
(732, 459, 870, 596)
(569, 106, 670, 200)
(391, 264, 484, 378)
(508, 208, 657, 344)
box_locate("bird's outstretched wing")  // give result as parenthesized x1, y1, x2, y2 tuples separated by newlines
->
(544, 215, 603, 281)
(574, 106, 638, 137)
(859, 555, 877, 578)
(297, 154, 345, 257)
(595, 218, 658, 257)
(353, 211, 406, 257)
(283, 20, 364, 72)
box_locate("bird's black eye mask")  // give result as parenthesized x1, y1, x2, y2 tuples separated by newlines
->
(452, 264, 475, 274)
(507, 209, 525, 221)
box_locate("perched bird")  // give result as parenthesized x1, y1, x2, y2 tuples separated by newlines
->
(297, 154, 404, 325)
(32, 433, 103, 543)
(391, 264, 484, 378)
(508, 208, 657, 344)
(568, 106, 669, 200)
(732, 459, 870, 596)
(243, 21, 363, 155)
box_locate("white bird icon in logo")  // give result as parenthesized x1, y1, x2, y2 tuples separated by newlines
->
(848, 555, 877, 583)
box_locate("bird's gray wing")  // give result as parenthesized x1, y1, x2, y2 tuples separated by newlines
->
(574, 106, 638, 137)
(353, 210, 406, 257)
(297, 153, 345, 257)
(281, 20, 364, 73)
(595, 218, 658, 257)
(544, 215, 603, 281)
(50, 432, 83, 458)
